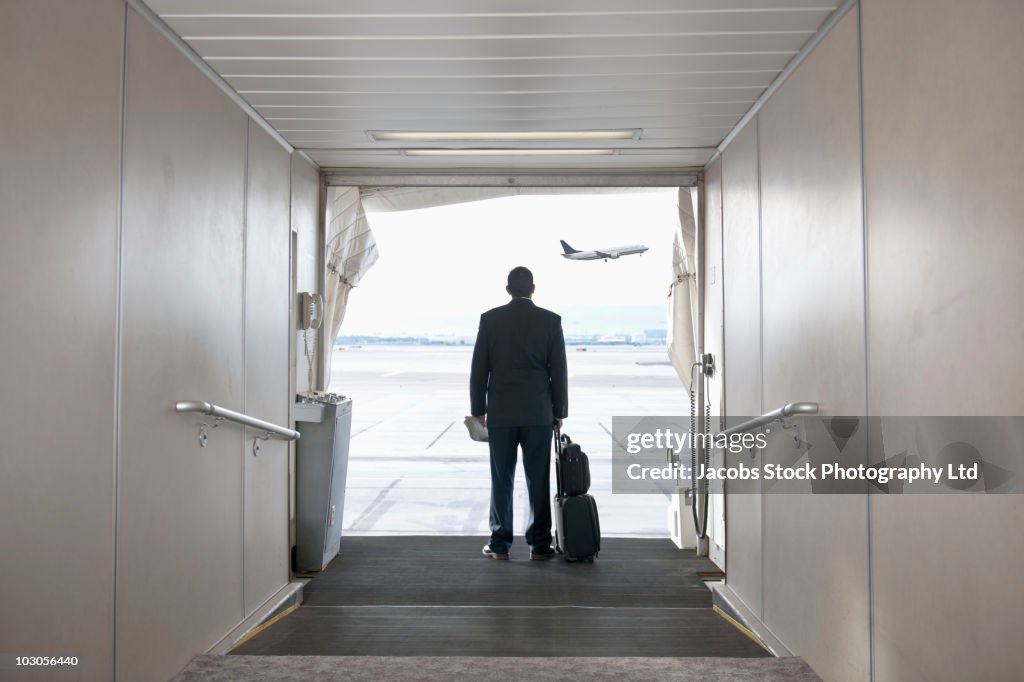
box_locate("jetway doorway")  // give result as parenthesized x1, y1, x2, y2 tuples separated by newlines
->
(321, 189, 691, 543)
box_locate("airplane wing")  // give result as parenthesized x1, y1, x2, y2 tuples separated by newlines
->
(595, 250, 618, 259)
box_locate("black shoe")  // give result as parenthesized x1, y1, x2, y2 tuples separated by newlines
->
(530, 547, 556, 561)
(482, 545, 509, 560)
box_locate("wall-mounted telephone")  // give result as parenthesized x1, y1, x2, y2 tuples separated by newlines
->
(298, 292, 324, 330)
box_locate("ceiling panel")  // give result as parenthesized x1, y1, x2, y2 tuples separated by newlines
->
(278, 131, 725, 148)
(208, 54, 796, 78)
(279, 124, 721, 136)
(182, 34, 813, 60)
(268, 114, 741, 128)
(224, 72, 777, 94)
(147, 0, 841, 172)
(243, 89, 760, 108)
(150, 0, 840, 14)
(255, 97, 768, 148)
(254, 105, 750, 122)
(304, 149, 718, 169)
(166, 11, 832, 39)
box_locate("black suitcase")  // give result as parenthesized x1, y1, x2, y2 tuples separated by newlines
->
(554, 493, 601, 562)
(555, 433, 591, 496)
(553, 431, 600, 562)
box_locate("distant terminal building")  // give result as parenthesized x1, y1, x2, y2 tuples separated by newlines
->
(644, 329, 668, 344)
(564, 334, 599, 345)
(424, 334, 476, 345)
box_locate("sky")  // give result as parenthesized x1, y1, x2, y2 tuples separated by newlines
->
(340, 189, 685, 338)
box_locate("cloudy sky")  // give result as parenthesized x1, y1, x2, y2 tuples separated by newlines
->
(340, 189, 684, 337)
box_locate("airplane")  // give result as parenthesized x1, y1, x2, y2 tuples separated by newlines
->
(560, 239, 649, 261)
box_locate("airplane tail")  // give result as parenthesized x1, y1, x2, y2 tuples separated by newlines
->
(559, 240, 579, 254)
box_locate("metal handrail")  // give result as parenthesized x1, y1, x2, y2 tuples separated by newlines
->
(175, 401, 300, 441)
(721, 402, 819, 437)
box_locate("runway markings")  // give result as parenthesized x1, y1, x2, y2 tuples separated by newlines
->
(350, 419, 385, 438)
(598, 420, 630, 452)
(426, 421, 455, 449)
(347, 478, 402, 532)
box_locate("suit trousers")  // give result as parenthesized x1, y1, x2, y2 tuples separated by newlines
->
(487, 424, 553, 554)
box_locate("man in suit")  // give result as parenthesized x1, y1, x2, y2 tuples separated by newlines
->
(470, 266, 569, 560)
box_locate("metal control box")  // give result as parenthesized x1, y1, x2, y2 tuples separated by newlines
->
(294, 394, 352, 572)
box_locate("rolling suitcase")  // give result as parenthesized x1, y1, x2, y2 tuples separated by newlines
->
(553, 431, 600, 562)
(554, 493, 601, 562)
(555, 433, 591, 496)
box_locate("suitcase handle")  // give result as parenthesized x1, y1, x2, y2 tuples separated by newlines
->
(554, 432, 580, 498)
(554, 432, 569, 496)
(555, 432, 572, 455)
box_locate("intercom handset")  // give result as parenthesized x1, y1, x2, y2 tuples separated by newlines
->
(298, 292, 324, 330)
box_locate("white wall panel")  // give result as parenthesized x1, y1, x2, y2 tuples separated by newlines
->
(757, 10, 868, 682)
(703, 159, 727, 567)
(243, 123, 293, 616)
(0, 1, 124, 679)
(117, 9, 248, 681)
(703, 159, 725, 418)
(292, 155, 321, 396)
(290, 154, 320, 540)
(862, 1, 1024, 680)
(720, 121, 763, 615)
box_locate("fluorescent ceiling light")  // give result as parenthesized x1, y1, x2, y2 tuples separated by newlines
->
(371, 130, 639, 142)
(403, 149, 616, 157)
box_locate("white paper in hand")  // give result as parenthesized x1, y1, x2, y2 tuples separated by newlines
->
(463, 416, 489, 442)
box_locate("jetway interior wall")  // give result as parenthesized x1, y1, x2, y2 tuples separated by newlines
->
(0, 2, 124, 680)
(711, 1, 1024, 680)
(0, 2, 320, 680)
(860, 1, 1024, 680)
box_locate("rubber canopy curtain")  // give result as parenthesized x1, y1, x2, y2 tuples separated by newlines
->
(667, 187, 699, 392)
(323, 186, 380, 382)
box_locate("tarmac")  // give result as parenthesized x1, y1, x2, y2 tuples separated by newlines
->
(328, 344, 686, 539)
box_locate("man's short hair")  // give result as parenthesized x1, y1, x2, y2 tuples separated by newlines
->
(507, 266, 534, 297)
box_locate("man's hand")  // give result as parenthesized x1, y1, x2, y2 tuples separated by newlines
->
(476, 415, 487, 427)
(553, 418, 563, 432)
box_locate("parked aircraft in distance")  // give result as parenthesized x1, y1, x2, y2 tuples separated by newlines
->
(560, 239, 649, 261)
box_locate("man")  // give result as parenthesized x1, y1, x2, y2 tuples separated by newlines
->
(470, 266, 569, 561)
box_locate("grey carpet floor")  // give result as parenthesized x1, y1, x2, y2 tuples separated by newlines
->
(232, 537, 770, 658)
(301, 536, 718, 608)
(174, 655, 822, 681)
(230, 605, 767, 657)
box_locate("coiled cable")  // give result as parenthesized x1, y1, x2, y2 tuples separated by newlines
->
(689, 361, 710, 540)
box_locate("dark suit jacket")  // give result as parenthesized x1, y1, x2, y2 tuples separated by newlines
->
(470, 298, 569, 428)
